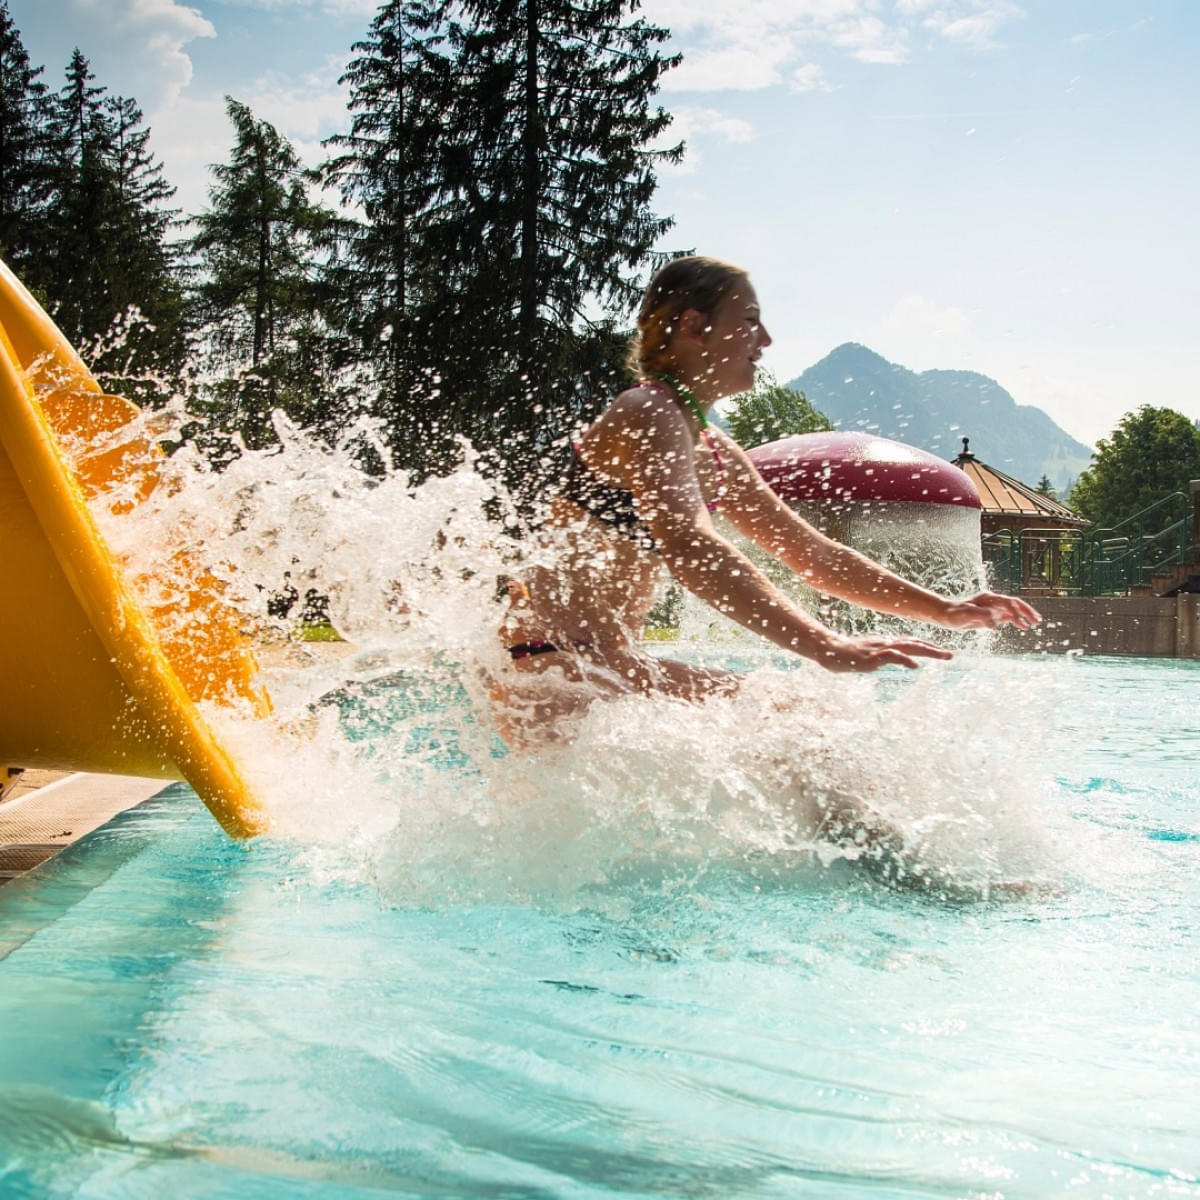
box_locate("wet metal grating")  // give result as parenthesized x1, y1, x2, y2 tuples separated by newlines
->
(0, 773, 169, 884)
(0, 843, 63, 876)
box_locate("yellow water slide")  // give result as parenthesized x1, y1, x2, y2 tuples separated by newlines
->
(0, 259, 270, 838)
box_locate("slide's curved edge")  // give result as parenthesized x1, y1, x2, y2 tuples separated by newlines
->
(0, 264, 267, 839)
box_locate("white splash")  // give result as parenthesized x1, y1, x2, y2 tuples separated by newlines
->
(92, 404, 1076, 907)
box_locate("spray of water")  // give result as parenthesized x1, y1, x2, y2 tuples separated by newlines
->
(87, 401, 1077, 907)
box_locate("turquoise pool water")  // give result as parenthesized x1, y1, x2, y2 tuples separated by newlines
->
(1, 654, 1198, 1198)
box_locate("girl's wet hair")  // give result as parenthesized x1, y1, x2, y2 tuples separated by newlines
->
(628, 255, 750, 378)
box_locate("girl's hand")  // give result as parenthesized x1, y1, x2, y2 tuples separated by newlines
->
(821, 636, 955, 673)
(940, 592, 1041, 631)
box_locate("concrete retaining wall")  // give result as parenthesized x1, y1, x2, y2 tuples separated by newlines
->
(995, 594, 1200, 658)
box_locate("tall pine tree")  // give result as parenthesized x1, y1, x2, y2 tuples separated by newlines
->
(0, 0, 52, 283)
(437, 0, 681, 475)
(44, 51, 123, 344)
(324, 1, 453, 379)
(190, 97, 339, 449)
(100, 93, 187, 382)
(40, 50, 185, 388)
(321, 0, 458, 465)
(323, 0, 680, 481)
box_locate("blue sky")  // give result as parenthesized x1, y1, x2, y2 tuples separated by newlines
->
(9, 0, 1199, 448)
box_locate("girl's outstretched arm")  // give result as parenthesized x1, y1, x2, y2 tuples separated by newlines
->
(597, 392, 958, 671)
(713, 430, 1040, 632)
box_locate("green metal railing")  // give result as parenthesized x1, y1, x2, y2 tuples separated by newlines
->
(981, 492, 1192, 596)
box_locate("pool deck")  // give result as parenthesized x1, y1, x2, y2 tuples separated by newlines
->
(0, 770, 167, 885)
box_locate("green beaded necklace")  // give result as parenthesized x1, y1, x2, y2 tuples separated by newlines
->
(648, 372, 727, 510)
(654, 372, 709, 428)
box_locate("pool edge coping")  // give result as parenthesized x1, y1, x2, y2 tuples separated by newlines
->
(0, 772, 170, 884)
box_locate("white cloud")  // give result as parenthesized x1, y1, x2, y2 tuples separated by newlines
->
(869, 294, 981, 367)
(675, 107, 757, 143)
(1066, 17, 1151, 46)
(648, 0, 883, 88)
(218, 0, 378, 13)
(857, 295, 1198, 447)
(666, 44, 794, 92)
(830, 15, 910, 63)
(994, 343, 1200, 450)
(645, 0, 1023, 95)
(922, 3, 1026, 50)
(149, 92, 233, 215)
(645, 0, 865, 31)
(791, 63, 834, 93)
(71, 0, 216, 108)
(147, 54, 350, 217)
(655, 105, 756, 175)
(238, 58, 351, 143)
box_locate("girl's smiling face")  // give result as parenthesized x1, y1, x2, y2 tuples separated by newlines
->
(698, 285, 772, 399)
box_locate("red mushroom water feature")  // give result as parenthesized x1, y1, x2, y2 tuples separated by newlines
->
(729, 432, 987, 633)
(748, 431, 980, 512)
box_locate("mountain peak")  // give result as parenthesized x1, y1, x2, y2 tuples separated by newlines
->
(785, 344, 1092, 494)
(815, 341, 908, 374)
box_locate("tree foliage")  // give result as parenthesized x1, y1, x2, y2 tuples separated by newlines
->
(17, 49, 187, 390)
(0, 1, 52, 281)
(1070, 405, 1200, 534)
(0, 20, 184, 389)
(447, 0, 681, 462)
(0, 1, 684, 478)
(322, 0, 681, 480)
(321, 0, 459, 462)
(190, 98, 341, 448)
(725, 370, 832, 449)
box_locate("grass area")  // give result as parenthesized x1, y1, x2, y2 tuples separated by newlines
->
(643, 626, 679, 642)
(296, 622, 344, 643)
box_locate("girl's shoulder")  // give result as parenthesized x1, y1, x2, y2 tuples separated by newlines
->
(604, 382, 690, 432)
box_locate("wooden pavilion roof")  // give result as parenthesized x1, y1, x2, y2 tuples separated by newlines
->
(952, 438, 1089, 527)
